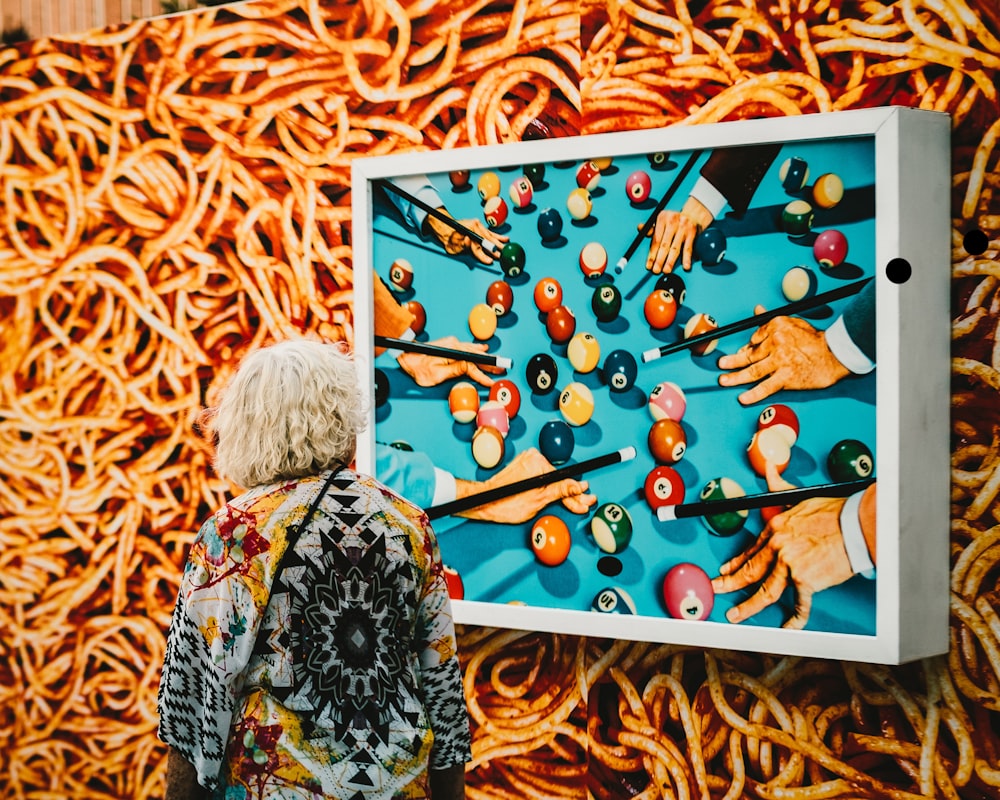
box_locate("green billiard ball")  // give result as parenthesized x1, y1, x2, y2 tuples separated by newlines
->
(524, 163, 545, 187)
(499, 242, 526, 277)
(589, 502, 633, 554)
(699, 477, 747, 537)
(591, 282, 622, 322)
(781, 199, 814, 237)
(827, 439, 874, 483)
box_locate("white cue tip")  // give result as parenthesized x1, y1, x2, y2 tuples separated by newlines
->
(641, 347, 661, 363)
(618, 446, 637, 461)
(656, 505, 679, 522)
(495, 356, 513, 369)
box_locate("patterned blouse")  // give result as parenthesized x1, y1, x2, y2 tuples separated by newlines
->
(157, 469, 471, 798)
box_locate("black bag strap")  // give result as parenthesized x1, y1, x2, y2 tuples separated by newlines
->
(270, 467, 342, 589)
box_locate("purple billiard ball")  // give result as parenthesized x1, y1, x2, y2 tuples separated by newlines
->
(625, 170, 652, 203)
(694, 227, 726, 266)
(662, 562, 714, 621)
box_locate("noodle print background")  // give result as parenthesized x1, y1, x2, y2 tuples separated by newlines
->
(0, 0, 997, 797)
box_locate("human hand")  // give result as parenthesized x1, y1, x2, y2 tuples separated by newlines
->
(396, 336, 502, 388)
(644, 196, 714, 274)
(717, 305, 850, 405)
(711, 495, 854, 630)
(426, 210, 509, 264)
(456, 448, 597, 524)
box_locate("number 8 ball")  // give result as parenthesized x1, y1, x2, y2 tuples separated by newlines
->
(525, 353, 558, 394)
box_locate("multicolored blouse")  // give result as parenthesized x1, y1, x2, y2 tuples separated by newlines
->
(157, 469, 471, 798)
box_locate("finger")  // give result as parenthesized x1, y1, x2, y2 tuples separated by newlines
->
(782, 588, 814, 630)
(645, 213, 668, 271)
(718, 357, 772, 389)
(463, 363, 498, 387)
(737, 374, 783, 406)
(716, 345, 754, 371)
(725, 562, 789, 623)
(680, 232, 695, 271)
(718, 530, 770, 576)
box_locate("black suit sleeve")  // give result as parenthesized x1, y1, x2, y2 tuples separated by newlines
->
(841, 279, 876, 362)
(699, 143, 782, 216)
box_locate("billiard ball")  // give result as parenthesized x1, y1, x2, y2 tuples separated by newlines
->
(655, 272, 686, 306)
(530, 514, 571, 566)
(812, 172, 844, 209)
(643, 289, 677, 330)
(603, 348, 638, 393)
(477, 400, 510, 438)
(538, 419, 575, 464)
(468, 302, 498, 340)
(509, 176, 534, 209)
(389, 258, 413, 292)
(389, 440, 413, 451)
(404, 299, 426, 335)
(567, 332, 601, 373)
(374, 367, 389, 408)
(499, 242, 526, 277)
(576, 160, 601, 191)
(486, 280, 514, 316)
(781, 266, 818, 303)
(781, 199, 814, 237)
(448, 381, 480, 423)
(699, 477, 748, 537)
(827, 439, 874, 483)
(694, 227, 727, 266)
(779, 156, 809, 192)
(625, 170, 652, 203)
(648, 418, 687, 464)
(648, 381, 686, 422)
(533, 277, 562, 313)
(683, 313, 719, 356)
(477, 171, 501, 201)
(524, 163, 545, 187)
(579, 241, 608, 278)
(559, 381, 595, 426)
(662, 563, 714, 621)
(443, 565, 465, 600)
(589, 502, 633, 554)
(566, 187, 593, 220)
(591, 586, 637, 615)
(813, 229, 848, 269)
(647, 152, 669, 169)
(472, 424, 505, 469)
(643, 465, 685, 511)
(545, 305, 577, 344)
(537, 207, 563, 242)
(525, 353, 558, 394)
(758, 403, 799, 446)
(449, 170, 470, 189)
(591, 282, 622, 322)
(484, 195, 508, 228)
(489, 379, 521, 418)
(747, 427, 792, 477)
(592, 156, 613, 171)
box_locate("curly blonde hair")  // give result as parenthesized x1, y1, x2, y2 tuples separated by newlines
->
(211, 338, 367, 488)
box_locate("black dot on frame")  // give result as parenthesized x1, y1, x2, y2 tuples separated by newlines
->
(597, 556, 622, 577)
(885, 258, 911, 284)
(963, 228, 989, 256)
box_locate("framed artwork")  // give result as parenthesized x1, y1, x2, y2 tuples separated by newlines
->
(352, 107, 950, 664)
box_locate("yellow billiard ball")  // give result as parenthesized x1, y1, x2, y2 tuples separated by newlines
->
(566, 187, 592, 221)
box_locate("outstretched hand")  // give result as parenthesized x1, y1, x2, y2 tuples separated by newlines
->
(426, 211, 509, 264)
(396, 336, 502, 387)
(645, 196, 715, 274)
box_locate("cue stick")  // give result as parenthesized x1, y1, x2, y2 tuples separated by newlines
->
(615, 150, 702, 274)
(656, 477, 875, 522)
(375, 335, 513, 370)
(427, 446, 637, 520)
(375, 178, 502, 259)
(641, 276, 872, 363)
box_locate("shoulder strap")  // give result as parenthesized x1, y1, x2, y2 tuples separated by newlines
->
(270, 468, 342, 589)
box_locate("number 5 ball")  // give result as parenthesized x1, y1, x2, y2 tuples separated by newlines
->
(531, 515, 571, 566)
(590, 502, 633, 554)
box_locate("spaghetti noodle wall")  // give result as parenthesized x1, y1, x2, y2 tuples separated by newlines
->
(0, 0, 996, 797)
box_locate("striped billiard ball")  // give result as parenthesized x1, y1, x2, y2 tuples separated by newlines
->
(558, 381, 595, 426)
(781, 200, 814, 237)
(590, 502, 633, 554)
(699, 477, 747, 536)
(781, 266, 818, 302)
(812, 172, 844, 209)
(591, 586, 637, 614)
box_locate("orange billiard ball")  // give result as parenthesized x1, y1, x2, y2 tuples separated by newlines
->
(545, 305, 577, 344)
(648, 419, 687, 464)
(448, 381, 480, 423)
(643, 289, 677, 330)
(486, 280, 514, 316)
(533, 277, 563, 313)
(404, 299, 426, 335)
(746, 427, 792, 477)
(530, 514, 571, 566)
(489, 379, 521, 418)
(683, 313, 719, 356)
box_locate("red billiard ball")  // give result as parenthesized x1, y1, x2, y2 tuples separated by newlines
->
(684, 313, 719, 356)
(662, 563, 714, 621)
(576, 160, 601, 191)
(448, 381, 480, 423)
(389, 258, 413, 292)
(449, 170, 470, 189)
(484, 195, 509, 228)
(489, 379, 521, 418)
(477, 400, 510, 438)
(643, 289, 677, 330)
(486, 280, 514, 316)
(747, 427, 792, 477)
(443, 564, 465, 599)
(643, 465, 685, 511)
(530, 514, 571, 566)
(468, 302, 498, 340)
(648, 419, 687, 464)
(813, 229, 848, 269)
(509, 176, 534, 209)
(648, 381, 686, 422)
(579, 241, 608, 278)
(625, 170, 652, 203)
(404, 299, 426, 335)
(757, 403, 799, 446)
(545, 305, 576, 344)
(471, 424, 505, 469)
(534, 277, 563, 313)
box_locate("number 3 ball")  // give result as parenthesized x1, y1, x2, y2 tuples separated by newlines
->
(827, 439, 874, 483)
(603, 349, 638, 393)
(625, 170, 652, 203)
(591, 586, 637, 615)
(648, 419, 687, 464)
(525, 353, 558, 394)
(590, 502, 634, 554)
(591, 282, 622, 322)
(813, 229, 848, 269)
(662, 563, 714, 621)
(531, 515, 572, 566)
(643, 465, 685, 511)
(538, 419, 575, 464)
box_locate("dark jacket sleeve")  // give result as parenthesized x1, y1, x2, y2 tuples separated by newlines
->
(699, 143, 782, 216)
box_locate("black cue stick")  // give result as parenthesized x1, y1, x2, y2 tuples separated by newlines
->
(615, 150, 702, 274)
(375, 178, 502, 259)
(427, 446, 637, 520)
(656, 477, 875, 522)
(375, 335, 513, 370)
(641, 277, 872, 363)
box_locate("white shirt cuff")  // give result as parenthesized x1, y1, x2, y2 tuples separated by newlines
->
(689, 176, 728, 220)
(431, 468, 458, 507)
(825, 316, 875, 375)
(840, 491, 875, 579)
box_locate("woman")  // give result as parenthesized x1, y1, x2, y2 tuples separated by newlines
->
(157, 338, 470, 799)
